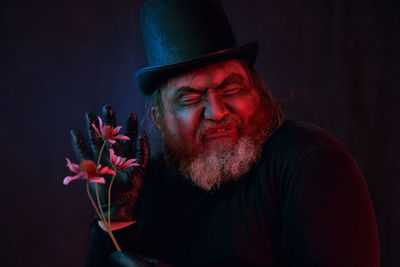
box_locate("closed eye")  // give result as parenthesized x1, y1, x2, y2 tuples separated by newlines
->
(221, 87, 241, 96)
(180, 93, 202, 105)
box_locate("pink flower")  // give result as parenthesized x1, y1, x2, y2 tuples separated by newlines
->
(63, 158, 116, 185)
(109, 149, 139, 170)
(92, 116, 130, 144)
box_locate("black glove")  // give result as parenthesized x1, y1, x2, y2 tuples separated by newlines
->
(70, 104, 150, 222)
(108, 252, 172, 267)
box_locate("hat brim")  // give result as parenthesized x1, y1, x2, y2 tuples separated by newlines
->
(135, 41, 258, 95)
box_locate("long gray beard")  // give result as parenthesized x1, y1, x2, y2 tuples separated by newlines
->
(182, 136, 262, 191)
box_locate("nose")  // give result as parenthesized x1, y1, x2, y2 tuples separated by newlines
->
(203, 91, 228, 121)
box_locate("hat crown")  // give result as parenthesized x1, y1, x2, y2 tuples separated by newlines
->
(140, 0, 238, 66)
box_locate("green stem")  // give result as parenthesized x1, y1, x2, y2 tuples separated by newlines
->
(97, 140, 107, 166)
(94, 140, 107, 222)
(86, 183, 103, 223)
(108, 174, 117, 226)
(107, 169, 122, 251)
(107, 228, 122, 252)
(95, 183, 107, 222)
(94, 140, 121, 251)
(88, 182, 121, 252)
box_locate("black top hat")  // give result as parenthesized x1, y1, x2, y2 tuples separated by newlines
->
(135, 0, 258, 95)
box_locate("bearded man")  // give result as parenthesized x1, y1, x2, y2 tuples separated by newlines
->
(72, 0, 380, 266)
(154, 60, 283, 192)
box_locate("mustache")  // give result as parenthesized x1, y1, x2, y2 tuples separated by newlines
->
(195, 115, 242, 141)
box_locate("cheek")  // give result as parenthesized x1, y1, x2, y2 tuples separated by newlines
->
(165, 107, 203, 143)
(228, 95, 260, 125)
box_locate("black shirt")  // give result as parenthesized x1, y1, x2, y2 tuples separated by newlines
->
(86, 121, 380, 267)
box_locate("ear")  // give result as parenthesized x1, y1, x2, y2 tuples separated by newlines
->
(151, 107, 162, 130)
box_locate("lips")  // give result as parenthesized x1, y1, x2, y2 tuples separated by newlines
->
(203, 125, 238, 140)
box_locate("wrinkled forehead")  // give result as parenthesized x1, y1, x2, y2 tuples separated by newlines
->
(165, 59, 248, 93)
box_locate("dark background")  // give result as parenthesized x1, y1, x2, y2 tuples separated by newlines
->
(1, 0, 399, 266)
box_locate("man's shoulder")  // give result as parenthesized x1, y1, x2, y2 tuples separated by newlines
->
(262, 120, 348, 162)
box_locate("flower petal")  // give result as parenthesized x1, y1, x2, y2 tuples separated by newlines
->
(122, 159, 135, 168)
(120, 163, 134, 169)
(101, 128, 106, 137)
(125, 159, 136, 165)
(120, 157, 139, 169)
(92, 123, 101, 137)
(98, 166, 116, 176)
(98, 116, 103, 130)
(114, 135, 130, 141)
(88, 176, 106, 184)
(116, 156, 123, 166)
(109, 149, 118, 167)
(109, 149, 115, 160)
(112, 126, 122, 135)
(107, 138, 116, 144)
(126, 162, 140, 169)
(63, 172, 86, 185)
(65, 158, 80, 173)
(63, 176, 75, 185)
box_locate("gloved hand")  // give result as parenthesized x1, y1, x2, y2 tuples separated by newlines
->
(108, 252, 172, 267)
(70, 104, 150, 222)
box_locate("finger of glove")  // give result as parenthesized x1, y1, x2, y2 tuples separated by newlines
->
(102, 104, 116, 127)
(124, 113, 138, 156)
(85, 112, 103, 156)
(135, 132, 150, 169)
(70, 129, 92, 162)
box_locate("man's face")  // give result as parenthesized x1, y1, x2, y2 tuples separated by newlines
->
(157, 60, 266, 149)
(153, 59, 274, 190)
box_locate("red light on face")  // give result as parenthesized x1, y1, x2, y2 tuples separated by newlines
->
(158, 59, 263, 153)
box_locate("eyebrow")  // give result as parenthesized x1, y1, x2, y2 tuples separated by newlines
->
(172, 73, 244, 98)
(219, 73, 244, 88)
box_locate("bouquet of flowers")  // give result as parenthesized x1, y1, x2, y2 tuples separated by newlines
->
(63, 116, 139, 251)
